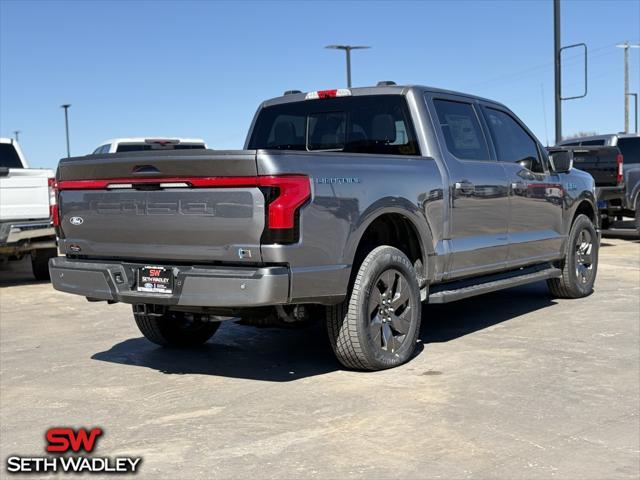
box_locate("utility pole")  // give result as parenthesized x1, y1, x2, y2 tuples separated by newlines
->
(628, 93, 638, 134)
(325, 45, 370, 87)
(553, 0, 562, 144)
(13, 130, 20, 143)
(60, 104, 71, 157)
(616, 42, 640, 133)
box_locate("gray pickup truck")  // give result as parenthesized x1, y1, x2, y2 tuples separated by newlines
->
(49, 83, 599, 370)
(560, 134, 640, 233)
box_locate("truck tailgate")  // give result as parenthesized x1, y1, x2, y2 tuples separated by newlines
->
(0, 169, 52, 221)
(570, 146, 621, 187)
(56, 150, 266, 263)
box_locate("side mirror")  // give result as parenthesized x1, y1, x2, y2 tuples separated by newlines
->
(548, 149, 573, 173)
(0, 167, 10, 177)
(517, 157, 534, 171)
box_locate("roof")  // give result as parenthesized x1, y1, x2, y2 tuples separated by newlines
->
(260, 84, 506, 109)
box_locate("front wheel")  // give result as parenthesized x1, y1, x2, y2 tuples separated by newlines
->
(547, 214, 598, 298)
(133, 307, 221, 347)
(326, 246, 422, 371)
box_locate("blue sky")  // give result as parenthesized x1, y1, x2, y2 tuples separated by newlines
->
(1, 0, 638, 169)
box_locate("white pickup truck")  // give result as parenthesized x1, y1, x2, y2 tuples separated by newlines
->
(0, 138, 57, 279)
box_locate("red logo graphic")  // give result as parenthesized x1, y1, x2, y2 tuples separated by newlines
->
(46, 427, 103, 453)
(149, 269, 161, 277)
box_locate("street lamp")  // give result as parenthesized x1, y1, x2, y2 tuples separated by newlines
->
(615, 42, 640, 133)
(60, 104, 71, 158)
(325, 45, 370, 88)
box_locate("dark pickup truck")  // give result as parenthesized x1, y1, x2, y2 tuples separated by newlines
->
(49, 84, 599, 370)
(561, 134, 640, 232)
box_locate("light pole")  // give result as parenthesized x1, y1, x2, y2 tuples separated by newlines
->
(627, 93, 638, 134)
(325, 45, 370, 88)
(553, 0, 562, 144)
(616, 42, 640, 133)
(13, 130, 20, 143)
(60, 104, 71, 157)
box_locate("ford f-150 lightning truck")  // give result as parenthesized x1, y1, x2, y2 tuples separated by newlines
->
(49, 83, 599, 370)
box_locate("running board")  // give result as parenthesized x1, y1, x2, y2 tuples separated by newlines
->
(428, 265, 561, 304)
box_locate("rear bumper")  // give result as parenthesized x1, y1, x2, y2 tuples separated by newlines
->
(49, 257, 290, 307)
(0, 219, 55, 244)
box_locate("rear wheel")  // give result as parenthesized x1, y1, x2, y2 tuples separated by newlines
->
(547, 214, 598, 298)
(326, 246, 421, 370)
(31, 248, 57, 281)
(133, 308, 220, 347)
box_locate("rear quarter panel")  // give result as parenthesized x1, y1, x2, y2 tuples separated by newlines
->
(256, 150, 444, 303)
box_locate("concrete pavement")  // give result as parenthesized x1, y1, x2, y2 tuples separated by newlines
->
(1, 234, 638, 479)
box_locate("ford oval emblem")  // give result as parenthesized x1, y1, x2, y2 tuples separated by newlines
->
(70, 216, 84, 225)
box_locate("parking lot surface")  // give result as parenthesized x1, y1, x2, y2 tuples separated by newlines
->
(1, 233, 639, 479)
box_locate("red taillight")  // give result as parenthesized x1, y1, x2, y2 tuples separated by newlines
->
(258, 176, 311, 229)
(48, 177, 59, 227)
(616, 153, 624, 185)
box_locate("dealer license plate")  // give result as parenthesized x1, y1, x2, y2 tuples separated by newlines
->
(137, 266, 173, 294)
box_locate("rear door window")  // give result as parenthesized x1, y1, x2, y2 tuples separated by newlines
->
(617, 137, 640, 164)
(432, 99, 490, 161)
(249, 95, 419, 156)
(0, 143, 23, 168)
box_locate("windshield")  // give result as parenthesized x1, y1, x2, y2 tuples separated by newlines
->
(617, 137, 640, 164)
(248, 95, 420, 156)
(0, 143, 23, 168)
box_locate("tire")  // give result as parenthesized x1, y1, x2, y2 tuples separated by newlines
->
(600, 216, 610, 231)
(547, 214, 598, 299)
(326, 246, 422, 371)
(31, 248, 58, 281)
(133, 307, 220, 347)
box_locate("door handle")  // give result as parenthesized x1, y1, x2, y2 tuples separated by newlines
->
(454, 181, 475, 195)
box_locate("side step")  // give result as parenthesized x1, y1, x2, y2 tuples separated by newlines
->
(428, 265, 561, 304)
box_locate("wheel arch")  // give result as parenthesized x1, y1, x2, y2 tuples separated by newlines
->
(571, 196, 598, 227)
(345, 200, 435, 286)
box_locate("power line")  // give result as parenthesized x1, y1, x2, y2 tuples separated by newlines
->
(464, 42, 620, 90)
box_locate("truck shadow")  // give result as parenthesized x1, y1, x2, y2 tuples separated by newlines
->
(92, 282, 556, 381)
(0, 256, 49, 287)
(420, 281, 555, 344)
(92, 321, 340, 382)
